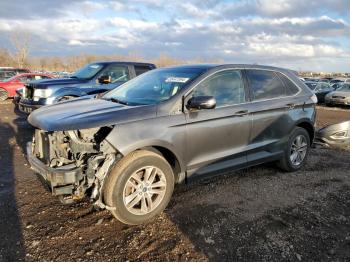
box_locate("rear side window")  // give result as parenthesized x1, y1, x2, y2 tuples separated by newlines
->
(246, 70, 285, 101)
(193, 70, 246, 107)
(276, 72, 300, 95)
(135, 66, 152, 76)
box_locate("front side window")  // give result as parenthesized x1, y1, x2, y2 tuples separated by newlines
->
(246, 70, 285, 101)
(101, 65, 130, 83)
(192, 70, 246, 107)
(103, 68, 205, 105)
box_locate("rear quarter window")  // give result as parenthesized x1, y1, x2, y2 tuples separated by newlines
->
(276, 72, 300, 95)
(246, 70, 285, 101)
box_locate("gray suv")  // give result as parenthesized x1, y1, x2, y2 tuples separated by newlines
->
(26, 64, 316, 225)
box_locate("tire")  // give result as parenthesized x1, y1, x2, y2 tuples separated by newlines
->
(278, 127, 310, 172)
(103, 150, 174, 225)
(0, 88, 8, 101)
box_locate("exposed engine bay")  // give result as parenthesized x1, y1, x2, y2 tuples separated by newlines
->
(28, 127, 120, 208)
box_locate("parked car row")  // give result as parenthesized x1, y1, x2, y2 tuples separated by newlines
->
(302, 77, 350, 84)
(0, 67, 31, 81)
(21, 63, 317, 225)
(325, 83, 350, 106)
(301, 77, 350, 106)
(17, 61, 156, 113)
(0, 73, 54, 101)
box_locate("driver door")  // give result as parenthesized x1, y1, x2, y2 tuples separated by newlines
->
(185, 69, 252, 178)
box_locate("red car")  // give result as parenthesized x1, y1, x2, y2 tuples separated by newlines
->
(0, 73, 54, 101)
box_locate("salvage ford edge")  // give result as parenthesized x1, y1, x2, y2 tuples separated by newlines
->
(26, 64, 317, 225)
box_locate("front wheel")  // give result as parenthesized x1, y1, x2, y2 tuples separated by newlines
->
(103, 150, 174, 225)
(278, 127, 310, 172)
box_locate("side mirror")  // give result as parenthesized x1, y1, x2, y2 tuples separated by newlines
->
(98, 75, 111, 84)
(187, 96, 216, 110)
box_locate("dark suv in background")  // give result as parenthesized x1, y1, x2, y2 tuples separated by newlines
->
(18, 61, 156, 113)
(26, 64, 316, 225)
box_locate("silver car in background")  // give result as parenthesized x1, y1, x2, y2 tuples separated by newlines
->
(325, 83, 350, 106)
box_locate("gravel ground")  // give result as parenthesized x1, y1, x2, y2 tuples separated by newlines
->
(0, 101, 349, 261)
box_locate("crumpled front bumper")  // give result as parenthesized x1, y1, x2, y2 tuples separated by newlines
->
(26, 142, 83, 195)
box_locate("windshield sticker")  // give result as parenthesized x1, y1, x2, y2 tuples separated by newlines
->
(90, 65, 100, 69)
(165, 77, 190, 83)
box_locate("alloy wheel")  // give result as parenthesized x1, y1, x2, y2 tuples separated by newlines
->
(290, 135, 308, 166)
(123, 166, 167, 215)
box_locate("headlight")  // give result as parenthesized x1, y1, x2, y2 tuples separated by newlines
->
(33, 89, 53, 99)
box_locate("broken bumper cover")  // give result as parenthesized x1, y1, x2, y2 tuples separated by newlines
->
(26, 142, 83, 195)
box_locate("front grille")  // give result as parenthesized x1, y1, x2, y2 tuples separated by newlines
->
(332, 95, 345, 99)
(24, 84, 35, 99)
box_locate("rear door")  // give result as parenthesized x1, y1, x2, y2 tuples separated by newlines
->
(243, 69, 300, 164)
(185, 69, 252, 177)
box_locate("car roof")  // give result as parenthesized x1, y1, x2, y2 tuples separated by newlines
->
(92, 61, 156, 67)
(162, 64, 296, 72)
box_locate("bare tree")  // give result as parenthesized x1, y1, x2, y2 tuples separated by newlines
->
(10, 31, 31, 68)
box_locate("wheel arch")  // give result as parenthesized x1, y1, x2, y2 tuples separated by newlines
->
(116, 142, 186, 184)
(296, 120, 315, 144)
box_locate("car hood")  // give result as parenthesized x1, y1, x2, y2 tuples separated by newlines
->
(28, 78, 90, 88)
(328, 91, 350, 97)
(28, 97, 157, 131)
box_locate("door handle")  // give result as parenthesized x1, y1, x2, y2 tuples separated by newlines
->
(285, 103, 295, 109)
(234, 110, 249, 116)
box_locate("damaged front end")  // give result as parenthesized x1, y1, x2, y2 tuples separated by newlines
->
(315, 120, 350, 148)
(26, 127, 120, 208)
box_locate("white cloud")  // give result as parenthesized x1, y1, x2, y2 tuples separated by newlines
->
(0, 0, 349, 71)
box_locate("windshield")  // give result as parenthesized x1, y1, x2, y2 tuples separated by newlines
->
(72, 63, 104, 79)
(337, 83, 350, 92)
(103, 68, 206, 105)
(305, 82, 317, 90)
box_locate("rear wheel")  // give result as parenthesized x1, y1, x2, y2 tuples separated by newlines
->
(0, 88, 8, 101)
(103, 150, 174, 225)
(278, 127, 310, 172)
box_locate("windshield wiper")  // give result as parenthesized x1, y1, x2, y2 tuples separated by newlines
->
(107, 97, 129, 105)
(70, 76, 78, 78)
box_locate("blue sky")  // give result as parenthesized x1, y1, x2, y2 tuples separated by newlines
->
(0, 0, 349, 72)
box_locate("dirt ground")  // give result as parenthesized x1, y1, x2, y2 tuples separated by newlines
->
(0, 101, 349, 262)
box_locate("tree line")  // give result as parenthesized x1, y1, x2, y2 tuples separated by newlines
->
(0, 32, 222, 72)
